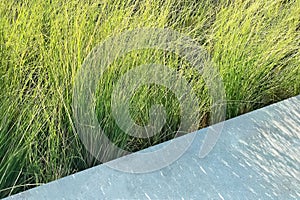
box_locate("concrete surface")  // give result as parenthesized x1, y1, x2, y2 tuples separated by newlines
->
(5, 95, 300, 199)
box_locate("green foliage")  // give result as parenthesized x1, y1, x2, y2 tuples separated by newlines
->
(0, 0, 299, 197)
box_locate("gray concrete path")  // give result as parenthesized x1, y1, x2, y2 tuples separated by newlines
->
(6, 95, 300, 199)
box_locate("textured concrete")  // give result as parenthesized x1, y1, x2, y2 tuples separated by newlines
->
(5, 95, 300, 199)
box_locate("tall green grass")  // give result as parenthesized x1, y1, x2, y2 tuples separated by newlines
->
(0, 0, 299, 197)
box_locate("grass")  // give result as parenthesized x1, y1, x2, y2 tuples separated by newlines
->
(0, 0, 299, 197)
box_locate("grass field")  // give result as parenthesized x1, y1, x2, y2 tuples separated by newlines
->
(0, 0, 299, 197)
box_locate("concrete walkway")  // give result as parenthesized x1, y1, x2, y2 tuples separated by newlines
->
(6, 95, 300, 199)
